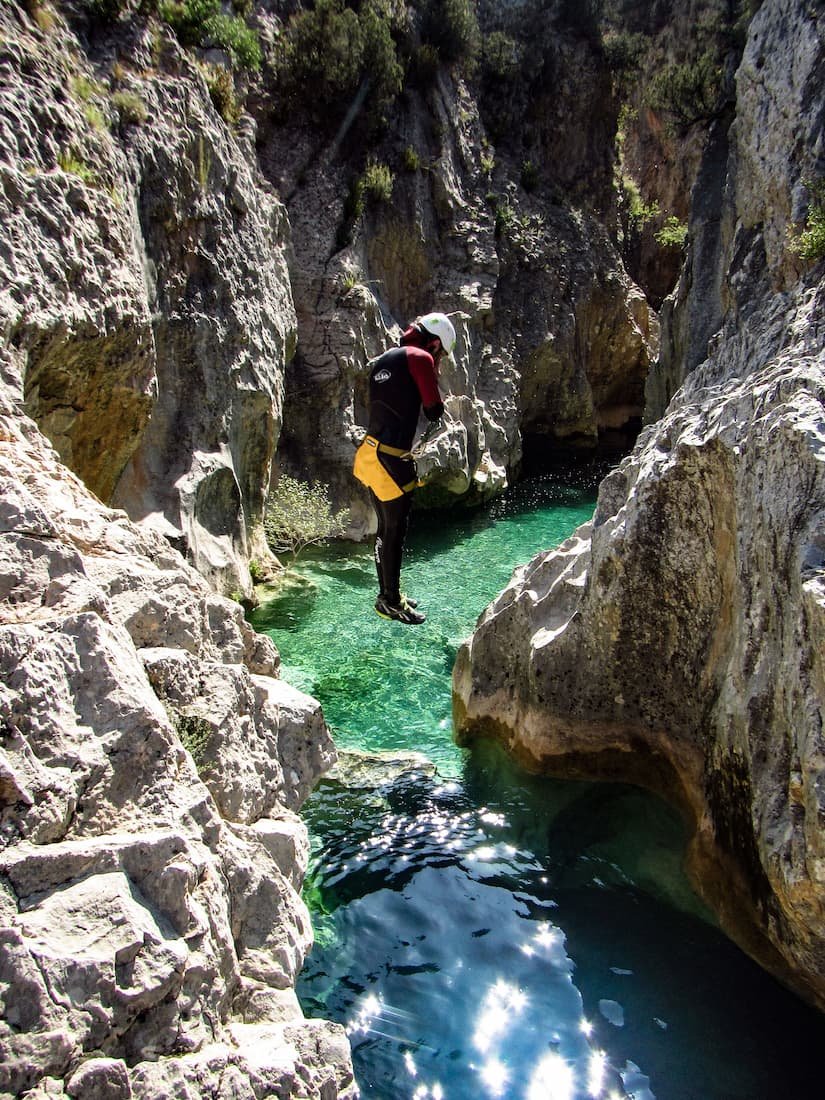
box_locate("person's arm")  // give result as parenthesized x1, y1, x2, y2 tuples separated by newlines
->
(405, 347, 444, 421)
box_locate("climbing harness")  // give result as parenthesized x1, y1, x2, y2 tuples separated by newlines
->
(353, 435, 419, 501)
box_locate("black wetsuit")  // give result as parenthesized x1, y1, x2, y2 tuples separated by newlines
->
(366, 344, 443, 604)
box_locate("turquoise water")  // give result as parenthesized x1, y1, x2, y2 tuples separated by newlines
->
(251, 465, 825, 1099)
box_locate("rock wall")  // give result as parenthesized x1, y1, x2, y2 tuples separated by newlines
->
(0, 330, 355, 1093)
(454, 0, 825, 1009)
(255, 11, 659, 538)
(0, 5, 356, 1093)
(1, 2, 295, 599)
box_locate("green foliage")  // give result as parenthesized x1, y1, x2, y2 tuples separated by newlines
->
(336, 174, 365, 251)
(603, 30, 647, 90)
(274, 0, 403, 128)
(71, 75, 109, 130)
(359, 0, 404, 116)
(622, 176, 659, 227)
(654, 215, 688, 249)
(340, 259, 365, 292)
(264, 475, 347, 564)
(520, 158, 538, 193)
(490, 196, 515, 239)
(84, 102, 108, 131)
(420, 0, 480, 72)
(71, 74, 106, 101)
(176, 714, 212, 773)
(57, 150, 98, 186)
(402, 145, 421, 172)
(361, 159, 393, 202)
(249, 558, 263, 584)
(410, 42, 441, 85)
(335, 159, 392, 250)
(158, 0, 261, 70)
(204, 64, 241, 124)
(481, 30, 522, 83)
(789, 178, 825, 263)
(112, 89, 148, 126)
(644, 51, 722, 131)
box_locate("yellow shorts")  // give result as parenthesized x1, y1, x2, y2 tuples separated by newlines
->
(353, 436, 417, 502)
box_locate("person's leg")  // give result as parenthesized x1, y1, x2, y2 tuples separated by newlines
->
(379, 491, 412, 604)
(371, 491, 411, 602)
(369, 489, 389, 597)
(371, 491, 424, 623)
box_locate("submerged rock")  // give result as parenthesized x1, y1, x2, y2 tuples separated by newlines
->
(454, 0, 825, 1010)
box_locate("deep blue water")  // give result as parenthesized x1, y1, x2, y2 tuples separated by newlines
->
(251, 465, 825, 1099)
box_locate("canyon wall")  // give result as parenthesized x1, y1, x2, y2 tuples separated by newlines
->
(454, 0, 825, 1009)
(255, 0, 661, 538)
(2, 1, 294, 600)
(1, 4, 354, 1094)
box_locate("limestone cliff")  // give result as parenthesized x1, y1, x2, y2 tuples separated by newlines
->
(454, 0, 825, 1009)
(1, 1, 294, 600)
(0, 280, 354, 1096)
(0, 5, 355, 1093)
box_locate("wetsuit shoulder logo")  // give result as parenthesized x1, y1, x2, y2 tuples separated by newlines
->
(373, 369, 391, 383)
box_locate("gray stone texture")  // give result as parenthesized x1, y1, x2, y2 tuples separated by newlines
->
(454, 0, 825, 1010)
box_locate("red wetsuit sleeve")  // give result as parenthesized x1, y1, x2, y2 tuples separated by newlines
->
(405, 347, 443, 419)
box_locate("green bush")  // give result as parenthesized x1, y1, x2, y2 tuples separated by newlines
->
(112, 90, 148, 126)
(57, 150, 98, 186)
(264, 475, 347, 564)
(159, 0, 261, 70)
(403, 145, 421, 172)
(359, 0, 404, 119)
(204, 64, 241, 124)
(481, 30, 522, 83)
(789, 178, 825, 263)
(362, 159, 393, 202)
(176, 714, 212, 773)
(520, 158, 539, 193)
(622, 176, 659, 226)
(654, 215, 688, 249)
(603, 30, 647, 79)
(275, 0, 402, 127)
(644, 51, 722, 131)
(420, 0, 480, 71)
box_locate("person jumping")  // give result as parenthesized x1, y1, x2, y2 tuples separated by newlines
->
(353, 312, 456, 625)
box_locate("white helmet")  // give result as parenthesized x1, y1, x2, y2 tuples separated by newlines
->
(418, 312, 457, 356)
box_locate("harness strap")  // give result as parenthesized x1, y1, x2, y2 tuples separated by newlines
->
(363, 435, 413, 460)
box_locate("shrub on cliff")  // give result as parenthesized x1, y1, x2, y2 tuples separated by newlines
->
(264, 475, 348, 565)
(273, 0, 403, 129)
(159, 0, 261, 70)
(644, 51, 722, 132)
(789, 178, 825, 263)
(419, 0, 480, 72)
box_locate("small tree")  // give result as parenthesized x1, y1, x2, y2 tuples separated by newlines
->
(264, 475, 348, 565)
(789, 178, 825, 264)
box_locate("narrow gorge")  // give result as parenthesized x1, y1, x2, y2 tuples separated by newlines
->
(0, 0, 823, 1096)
